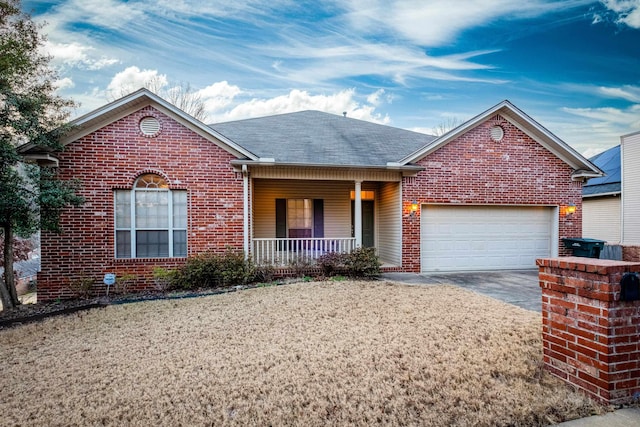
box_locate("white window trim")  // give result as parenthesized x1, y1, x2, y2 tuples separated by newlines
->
(114, 185, 186, 259)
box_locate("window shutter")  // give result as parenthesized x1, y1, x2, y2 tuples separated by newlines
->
(276, 199, 287, 238)
(313, 199, 324, 238)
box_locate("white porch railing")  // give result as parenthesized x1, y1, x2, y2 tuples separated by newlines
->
(252, 237, 356, 266)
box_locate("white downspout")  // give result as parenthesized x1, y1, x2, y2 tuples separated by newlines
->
(620, 137, 625, 245)
(242, 165, 249, 259)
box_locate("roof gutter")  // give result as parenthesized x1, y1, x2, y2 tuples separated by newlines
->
(230, 159, 425, 173)
(571, 170, 604, 181)
(20, 153, 59, 167)
(582, 191, 621, 198)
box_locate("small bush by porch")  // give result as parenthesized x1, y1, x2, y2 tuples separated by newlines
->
(158, 247, 381, 292)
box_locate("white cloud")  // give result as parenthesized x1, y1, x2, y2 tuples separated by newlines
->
(44, 41, 119, 70)
(558, 104, 640, 155)
(366, 89, 385, 106)
(40, 0, 143, 31)
(264, 37, 504, 85)
(599, 85, 640, 102)
(601, 0, 640, 28)
(344, 0, 593, 46)
(54, 77, 75, 91)
(211, 88, 389, 124)
(563, 104, 640, 125)
(147, 0, 293, 18)
(106, 66, 168, 98)
(196, 81, 242, 114)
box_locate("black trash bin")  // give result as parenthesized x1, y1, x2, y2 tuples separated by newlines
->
(562, 238, 606, 258)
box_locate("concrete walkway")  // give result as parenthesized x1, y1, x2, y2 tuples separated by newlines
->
(554, 407, 640, 426)
(381, 270, 541, 311)
(381, 270, 640, 426)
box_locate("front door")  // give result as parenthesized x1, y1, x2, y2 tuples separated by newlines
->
(352, 201, 375, 247)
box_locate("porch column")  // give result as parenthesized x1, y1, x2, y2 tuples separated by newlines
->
(242, 165, 249, 258)
(354, 180, 362, 247)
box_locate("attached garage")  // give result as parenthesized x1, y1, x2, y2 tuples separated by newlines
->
(420, 205, 557, 272)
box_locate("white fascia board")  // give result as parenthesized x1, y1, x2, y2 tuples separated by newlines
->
(498, 108, 603, 176)
(399, 100, 603, 177)
(398, 100, 510, 164)
(60, 88, 258, 161)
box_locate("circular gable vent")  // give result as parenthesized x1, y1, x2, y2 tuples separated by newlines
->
(490, 125, 504, 142)
(139, 116, 160, 136)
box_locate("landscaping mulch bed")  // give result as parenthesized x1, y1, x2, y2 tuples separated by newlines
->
(0, 298, 108, 328)
(0, 283, 280, 329)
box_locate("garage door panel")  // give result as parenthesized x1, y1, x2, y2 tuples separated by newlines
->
(421, 205, 553, 272)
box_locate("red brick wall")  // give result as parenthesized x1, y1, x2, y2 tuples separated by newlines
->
(538, 257, 640, 404)
(402, 115, 583, 272)
(623, 246, 640, 262)
(38, 106, 244, 301)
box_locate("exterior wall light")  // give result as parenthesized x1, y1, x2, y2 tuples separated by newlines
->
(410, 200, 419, 216)
(561, 204, 576, 216)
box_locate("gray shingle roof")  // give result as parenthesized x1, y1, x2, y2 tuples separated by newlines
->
(209, 110, 436, 166)
(583, 145, 620, 196)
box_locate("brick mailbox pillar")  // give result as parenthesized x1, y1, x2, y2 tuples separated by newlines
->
(537, 257, 640, 404)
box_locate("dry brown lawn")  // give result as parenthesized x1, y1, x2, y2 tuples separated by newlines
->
(0, 281, 600, 426)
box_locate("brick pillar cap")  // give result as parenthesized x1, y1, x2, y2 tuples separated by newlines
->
(537, 257, 640, 274)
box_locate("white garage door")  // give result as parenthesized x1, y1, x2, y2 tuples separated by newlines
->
(421, 205, 554, 272)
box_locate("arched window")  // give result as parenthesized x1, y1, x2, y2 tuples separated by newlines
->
(115, 174, 187, 258)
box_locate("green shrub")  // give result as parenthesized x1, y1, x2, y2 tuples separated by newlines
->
(172, 249, 253, 289)
(219, 249, 254, 286)
(67, 275, 95, 299)
(317, 251, 348, 276)
(115, 273, 137, 294)
(152, 267, 177, 292)
(172, 252, 219, 289)
(317, 248, 380, 278)
(345, 247, 381, 278)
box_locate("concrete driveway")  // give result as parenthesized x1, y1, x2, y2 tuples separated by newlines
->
(381, 270, 541, 312)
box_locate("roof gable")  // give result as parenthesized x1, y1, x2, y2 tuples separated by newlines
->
(22, 88, 258, 161)
(399, 100, 603, 180)
(210, 110, 436, 167)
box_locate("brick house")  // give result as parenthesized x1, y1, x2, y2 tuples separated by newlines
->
(20, 89, 601, 301)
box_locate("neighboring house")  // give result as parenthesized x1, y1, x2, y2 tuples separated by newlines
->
(0, 258, 40, 295)
(20, 89, 602, 301)
(621, 130, 640, 245)
(581, 131, 640, 261)
(582, 145, 621, 243)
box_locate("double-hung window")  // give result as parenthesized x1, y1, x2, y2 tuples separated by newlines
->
(115, 174, 187, 258)
(275, 198, 324, 239)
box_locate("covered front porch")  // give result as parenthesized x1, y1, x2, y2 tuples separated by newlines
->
(242, 167, 407, 268)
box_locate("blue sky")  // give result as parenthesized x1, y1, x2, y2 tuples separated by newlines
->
(23, 0, 640, 157)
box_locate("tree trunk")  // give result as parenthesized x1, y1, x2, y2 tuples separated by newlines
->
(1, 225, 20, 310)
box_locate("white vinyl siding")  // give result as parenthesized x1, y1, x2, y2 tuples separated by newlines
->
(622, 132, 640, 244)
(253, 180, 352, 238)
(583, 197, 621, 244)
(421, 205, 553, 272)
(377, 182, 401, 265)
